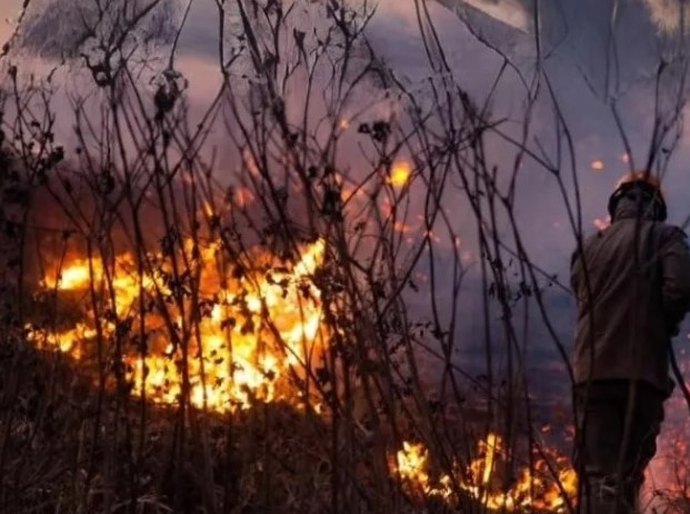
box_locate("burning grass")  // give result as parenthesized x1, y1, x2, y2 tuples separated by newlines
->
(10, 233, 589, 513)
(0, 345, 334, 513)
(391, 433, 577, 513)
(12, 213, 690, 512)
(0, 211, 587, 512)
(27, 239, 327, 413)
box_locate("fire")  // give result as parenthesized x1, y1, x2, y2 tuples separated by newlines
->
(27, 322, 96, 358)
(387, 160, 412, 188)
(392, 433, 577, 512)
(42, 258, 94, 290)
(394, 442, 433, 495)
(28, 239, 327, 412)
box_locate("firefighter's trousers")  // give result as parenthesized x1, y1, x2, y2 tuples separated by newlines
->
(573, 380, 665, 514)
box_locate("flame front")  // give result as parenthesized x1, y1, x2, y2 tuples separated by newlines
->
(29, 240, 327, 412)
(29, 238, 581, 511)
(392, 434, 577, 512)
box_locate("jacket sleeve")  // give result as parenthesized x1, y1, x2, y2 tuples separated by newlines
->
(659, 226, 690, 332)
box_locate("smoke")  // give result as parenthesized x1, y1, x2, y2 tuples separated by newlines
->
(361, 1, 690, 401)
(6, 0, 690, 409)
(16, 0, 180, 58)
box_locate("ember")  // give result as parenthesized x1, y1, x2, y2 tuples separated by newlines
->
(591, 160, 605, 172)
(387, 160, 412, 188)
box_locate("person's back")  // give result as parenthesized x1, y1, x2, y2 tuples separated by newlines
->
(572, 215, 690, 394)
(571, 172, 690, 513)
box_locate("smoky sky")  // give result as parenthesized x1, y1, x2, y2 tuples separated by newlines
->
(363, 0, 690, 398)
(4, 0, 690, 403)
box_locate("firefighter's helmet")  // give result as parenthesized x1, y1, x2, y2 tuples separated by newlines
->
(607, 171, 667, 221)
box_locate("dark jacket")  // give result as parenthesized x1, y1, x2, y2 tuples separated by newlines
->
(571, 194, 690, 395)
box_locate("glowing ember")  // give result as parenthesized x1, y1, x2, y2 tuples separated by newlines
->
(391, 434, 577, 512)
(591, 160, 605, 171)
(388, 160, 412, 188)
(28, 240, 327, 412)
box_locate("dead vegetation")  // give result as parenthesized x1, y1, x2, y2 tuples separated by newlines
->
(0, 1, 689, 513)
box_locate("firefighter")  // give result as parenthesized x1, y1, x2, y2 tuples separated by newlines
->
(570, 171, 690, 513)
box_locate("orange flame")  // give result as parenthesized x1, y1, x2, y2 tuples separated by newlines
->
(392, 434, 577, 512)
(28, 240, 327, 412)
